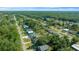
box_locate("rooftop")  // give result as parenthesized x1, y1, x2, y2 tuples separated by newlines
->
(63, 29, 69, 31)
(22, 36, 30, 39)
(23, 25, 29, 28)
(38, 45, 49, 51)
(72, 44, 79, 51)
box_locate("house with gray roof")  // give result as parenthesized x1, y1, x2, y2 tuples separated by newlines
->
(37, 45, 49, 51)
(72, 43, 79, 51)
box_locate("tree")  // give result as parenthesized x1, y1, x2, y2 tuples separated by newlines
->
(71, 36, 79, 44)
(0, 15, 22, 51)
(71, 24, 79, 31)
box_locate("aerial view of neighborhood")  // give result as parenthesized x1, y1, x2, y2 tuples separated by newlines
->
(0, 7, 79, 51)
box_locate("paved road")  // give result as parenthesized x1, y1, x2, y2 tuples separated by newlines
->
(13, 15, 26, 51)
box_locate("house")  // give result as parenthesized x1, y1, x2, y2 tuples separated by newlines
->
(37, 45, 49, 51)
(22, 36, 30, 39)
(47, 29, 54, 34)
(23, 24, 37, 43)
(62, 29, 69, 32)
(72, 44, 79, 51)
(27, 29, 34, 34)
(28, 32, 36, 37)
(28, 31, 33, 34)
(23, 25, 29, 29)
(72, 42, 79, 51)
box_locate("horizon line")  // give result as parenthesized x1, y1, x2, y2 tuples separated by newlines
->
(0, 7, 79, 11)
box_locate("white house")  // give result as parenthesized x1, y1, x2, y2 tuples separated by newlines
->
(27, 30, 33, 34)
(27, 29, 34, 34)
(72, 44, 79, 51)
(23, 25, 29, 28)
(63, 29, 69, 32)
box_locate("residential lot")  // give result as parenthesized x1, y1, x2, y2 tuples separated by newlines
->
(0, 11, 79, 51)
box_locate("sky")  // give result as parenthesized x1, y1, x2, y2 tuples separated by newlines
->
(0, 7, 79, 11)
(0, 0, 79, 11)
(0, 0, 79, 7)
